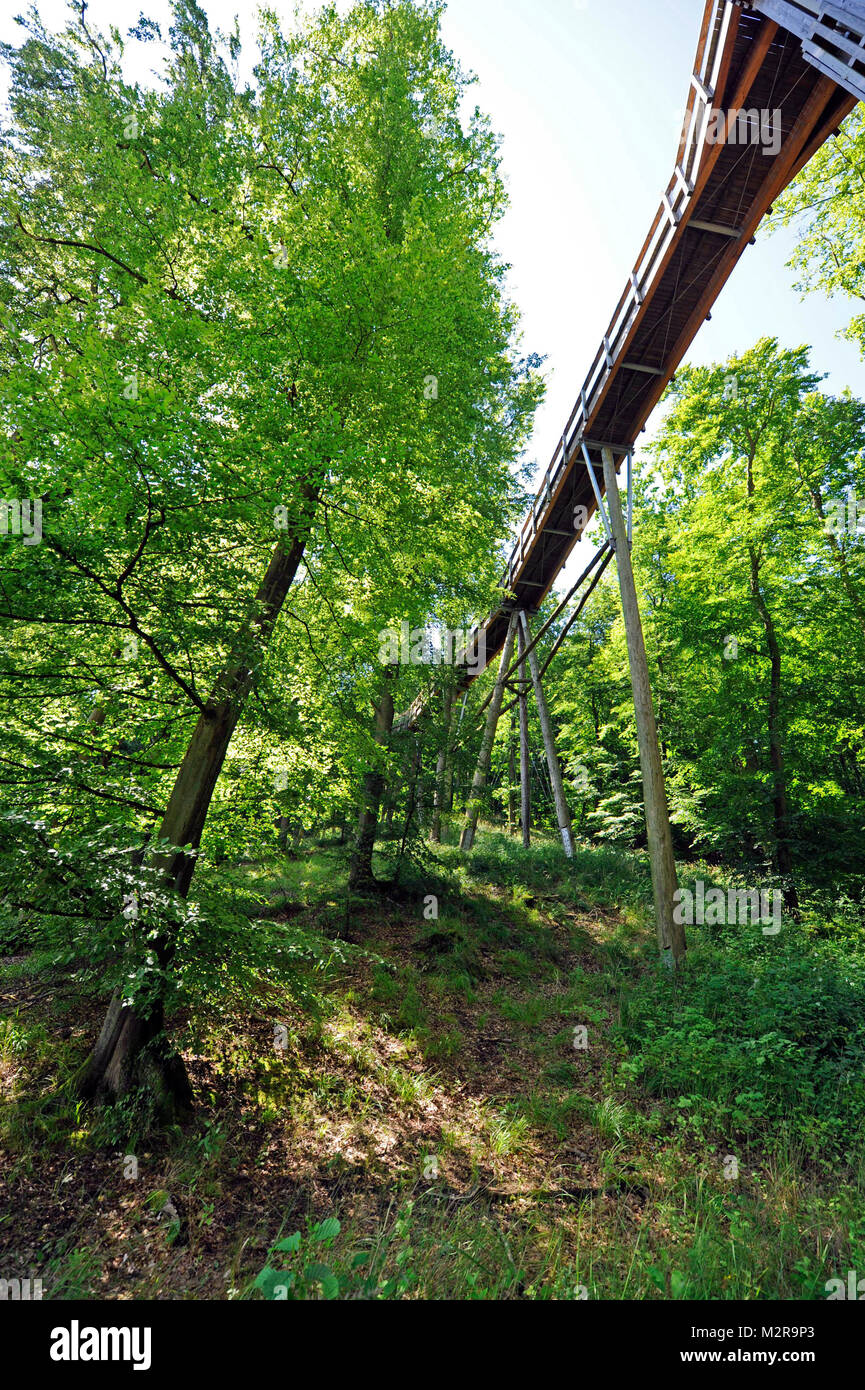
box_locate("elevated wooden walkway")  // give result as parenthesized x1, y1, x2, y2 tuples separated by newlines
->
(462, 0, 861, 676)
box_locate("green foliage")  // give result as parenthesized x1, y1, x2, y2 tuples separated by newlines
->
(552, 339, 865, 888)
(0, 810, 347, 1026)
(617, 925, 865, 1160)
(0, 1, 542, 1063)
(252, 1213, 417, 1301)
(772, 106, 865, 355)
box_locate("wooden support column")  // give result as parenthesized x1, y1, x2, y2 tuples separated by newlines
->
(518, 618, 531, 849)
(518, 611, 574, 858)
(430, 684, 455, 844)
(508, 713, 517, 836)
(460, 612, 518, 853)
(602, 449, 685, 962)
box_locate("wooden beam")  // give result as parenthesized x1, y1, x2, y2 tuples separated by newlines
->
(688, 218, 742, 237)
(537, 547, 616, 681)
(459, 613, 517, 853)
(508, 713, 517, 837)
(656, 72, 838, 415)
(584, 9, 772, 431)
(518, 620, 531, 849)
(602, 449, 685, 963)
(519, 612, 574, 858)
(582, 437, 632, 454)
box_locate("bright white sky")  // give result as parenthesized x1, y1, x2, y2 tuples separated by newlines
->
(3, 0, 863, 582)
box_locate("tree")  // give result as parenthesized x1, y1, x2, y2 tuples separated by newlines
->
(0, 0, 541, 1115)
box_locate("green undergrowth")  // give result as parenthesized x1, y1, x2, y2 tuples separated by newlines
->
(2, 826, 864, 1299)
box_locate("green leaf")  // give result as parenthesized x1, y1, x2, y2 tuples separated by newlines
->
(303, 1262, 339, 1299)
(309, 1217, 340, 1243)
(254, 1267, 295, 1299)
(273, 1232, 302, 1253)
(670, 1270, 689, 1299)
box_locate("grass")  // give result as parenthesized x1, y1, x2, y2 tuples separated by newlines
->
(1, 823, 864, 1299)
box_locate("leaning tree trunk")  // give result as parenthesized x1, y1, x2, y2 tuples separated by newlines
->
(78, 483, 320, 1117)
(348, 672, 395, 890)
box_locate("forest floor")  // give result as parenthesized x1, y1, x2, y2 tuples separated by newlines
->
(2, 827, 864, 1300)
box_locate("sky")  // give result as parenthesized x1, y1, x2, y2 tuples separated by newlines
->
(2, 0, 863, 582)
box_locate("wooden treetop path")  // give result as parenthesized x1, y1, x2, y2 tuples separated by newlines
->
(459, 0, 863, 681)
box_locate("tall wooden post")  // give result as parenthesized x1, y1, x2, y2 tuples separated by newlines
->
(602, 449, 685, 962)
(430, 684, 455, 844)
(518, 618, 531, 849)
(519, 611, 574, 858)
(507, 713, 517, 836)
(460, 612, 518, 853)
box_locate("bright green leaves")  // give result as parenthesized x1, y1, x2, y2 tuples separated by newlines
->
(771, 106, 865, 354)
(254, 1218, 342, 1300)
(0, 2, 543, 1002)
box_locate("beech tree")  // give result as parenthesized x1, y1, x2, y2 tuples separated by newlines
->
(0, 0, 541, 1115)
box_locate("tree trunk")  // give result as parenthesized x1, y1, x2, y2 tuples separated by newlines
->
(348, 672, 395, 889)
(414, 747, 426, 828)
(78, 992, 193, 1121)
(445, 693, 467, 813)
(394, 739, 422, 878)
(78, 481, 320, 1115)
